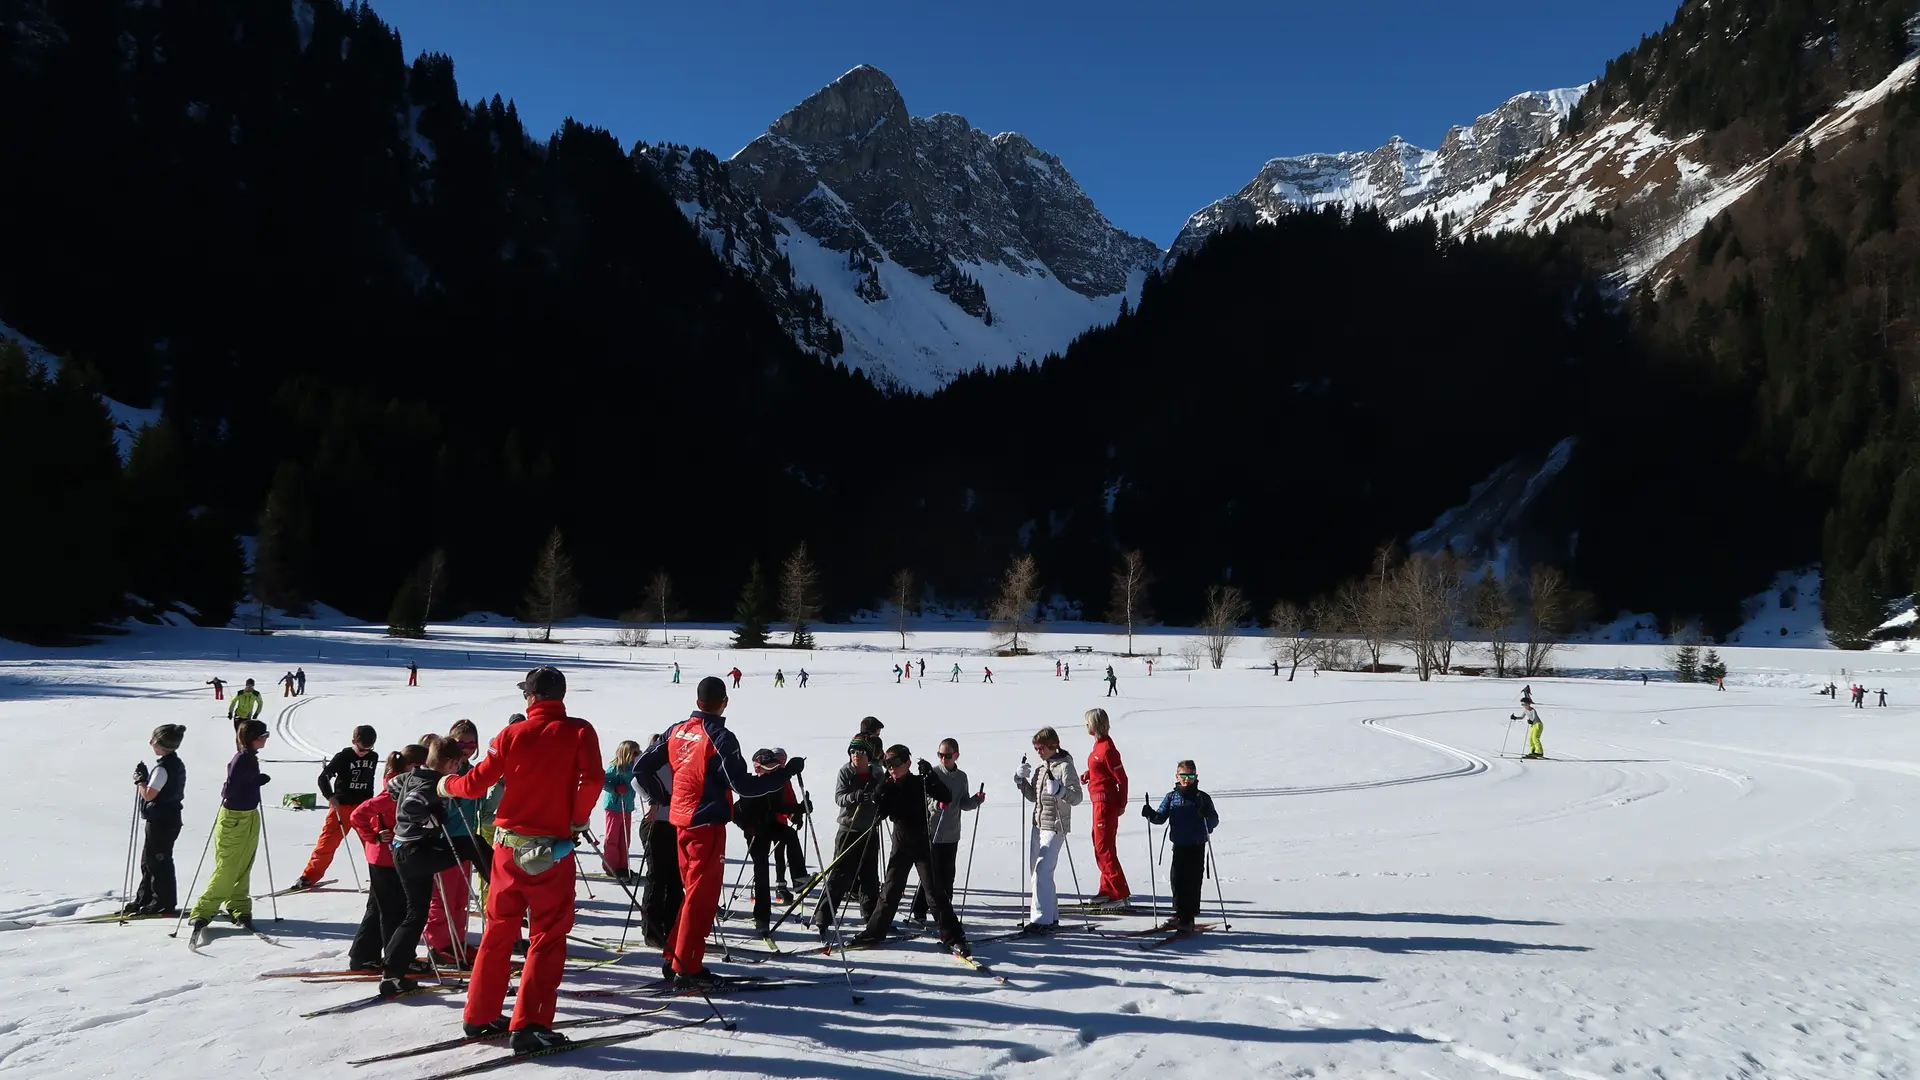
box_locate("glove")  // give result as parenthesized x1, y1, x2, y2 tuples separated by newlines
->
(1139, 803, 1154, 819)
(857, 789, 875, 805)
(916, 759, 935, 780)
(786, 756, 805, 777)
(803, 797, 814, 815)
(1045, 777, 1062, 797)
(1016, 762, 1032, 784)
(257, 773, 271, 785)
(572, 822, 589, 842)
(133, 762, 149, 785)
(976, 787, 987, 804)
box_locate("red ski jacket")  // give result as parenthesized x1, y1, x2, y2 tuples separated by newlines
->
(349, 790, 397, 867)
(444, 701, 601, 838)
(1084, 735, 1128, 807)
(636, 709, 789, 829)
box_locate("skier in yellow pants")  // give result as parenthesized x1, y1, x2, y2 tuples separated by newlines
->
(1518, 703, 1544, 760)
(189, 720, 271, 935)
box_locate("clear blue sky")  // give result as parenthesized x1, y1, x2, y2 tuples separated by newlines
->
(367, 0, 1680, 246)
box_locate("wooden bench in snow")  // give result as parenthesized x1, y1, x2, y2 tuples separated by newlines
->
(1072, 645, 1094, 653)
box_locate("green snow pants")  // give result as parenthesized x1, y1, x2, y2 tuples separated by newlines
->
(190, 808, 261, 921)
(1527, 721, 1544, 757)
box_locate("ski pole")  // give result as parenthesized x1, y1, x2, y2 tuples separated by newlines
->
(434, 820, 471, 968)
(616, 819, 651, 954)
(767, 817, 879, 935)
(1499, 714, 1517, 757)
(257, 808, 282, 922)
(1018, 755, 1029, 920)
(121, 792, 141, 911)
(170, 814, 218, 938)
(796, 788, 866, 1005)
(958, 787, 983, 918)
(719, 856, 750, 922)
(1063, 835, 1086, 908)
(1204, 833, 1232, 931)
(334, 806, 364, 892)
(1143, 795, 1159, 926)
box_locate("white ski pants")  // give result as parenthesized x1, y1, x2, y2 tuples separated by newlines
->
(1028, 827, 1065, 925)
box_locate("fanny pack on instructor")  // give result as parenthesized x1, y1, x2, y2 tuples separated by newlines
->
(494, 829, 577, 875)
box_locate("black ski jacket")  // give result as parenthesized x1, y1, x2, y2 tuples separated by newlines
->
(317, 747, 379, 804)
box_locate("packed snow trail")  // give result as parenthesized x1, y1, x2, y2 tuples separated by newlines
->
(2, 624, 1919, 1078)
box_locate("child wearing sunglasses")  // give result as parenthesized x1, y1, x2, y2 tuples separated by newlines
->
(1140, 760, 1219, 931)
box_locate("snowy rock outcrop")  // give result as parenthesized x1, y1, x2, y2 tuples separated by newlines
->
(1170, 87, 1587, 257)
(644, 65, 1161, 391)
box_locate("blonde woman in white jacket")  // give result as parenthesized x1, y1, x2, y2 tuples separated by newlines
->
(1013, 726, 1084, 931)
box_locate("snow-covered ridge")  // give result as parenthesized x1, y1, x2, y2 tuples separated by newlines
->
(1464, 55, 1920, 285)
(1170, 86, 1589, 257)
(0, 319, 155, 461)
(644, 65, 1161, 392)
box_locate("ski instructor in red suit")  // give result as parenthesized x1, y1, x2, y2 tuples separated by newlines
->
(636, 675, 803, 990)
(1081, 707, 1131, 902)
(437, 665, 601, 1052)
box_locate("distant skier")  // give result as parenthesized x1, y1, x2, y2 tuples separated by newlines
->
(228, 679, 263, 725)
(1521, 685, 1534, 707)
(1055, 660, 1062, 678)
(1878, 688, 1889, 707)
(1855, 685, 1867, 709)
(1064, 662, 1070, 681)
(893, 664, 903, 684)
(982, 667, 993, 684)
(672, 662, 681, 685)
(207, 676, 225, 701)
(1641, 673, 1649, 686)
(774, 669, 786, 689)
(407, 661, 419, 687)
(798, 669, 810, 688)
(918, 659, 926, 678)
(950, 663, 961, 683)
(1512, 703, 1544, 760)
(729, 667, 743, 689)
(295, 667, 307, 696)
(281, 671, 296, 697)
(1146, 659, 1153, 676)
(1272, 659, 1279, 676)
(1105, 668, 1118, 697)
(1716, 676, 1726, 691)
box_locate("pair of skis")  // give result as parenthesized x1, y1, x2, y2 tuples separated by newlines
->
(345, 1004, 673, 1065)
(361, 1015, 712, 1080)
(253, 877, 337, 899)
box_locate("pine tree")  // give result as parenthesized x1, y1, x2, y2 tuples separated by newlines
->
(521, 526, 580, 643)
(1700, 647, 1727, 682)
(733, 561, 772, 648)
(1673, 640, 1701, 682)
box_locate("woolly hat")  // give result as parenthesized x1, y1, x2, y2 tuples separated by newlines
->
(847, 735, 872, 756)
(151, 724, 185, 751)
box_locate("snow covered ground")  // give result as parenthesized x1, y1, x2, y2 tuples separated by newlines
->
(3, 622, 1919, 1078)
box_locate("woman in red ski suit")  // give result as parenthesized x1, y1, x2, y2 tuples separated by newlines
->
(1081, 708, 1130, 902)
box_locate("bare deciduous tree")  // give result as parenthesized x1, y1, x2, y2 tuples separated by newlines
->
(988, 554, 1042, 653)
(1175, 637, 1207, 671)
(1268, 598, 1319, 681)
(615, 610, 651, 648)
(419, 547, 447, 633)
(521, 526, 579, 643)
(641, 569, 681, 641)
(1520, 564, 1584, 677)
(1389, 552, 1466, 681)
(1471, 569, 1516, 677)
(1202, 584, 1252, 669)
(1107, 549, 1154, 656)
(890, 568, 918, 650)
(779, 542, 823, 648)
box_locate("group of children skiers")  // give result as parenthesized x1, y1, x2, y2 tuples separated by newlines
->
(124, 665, 1222, 1053)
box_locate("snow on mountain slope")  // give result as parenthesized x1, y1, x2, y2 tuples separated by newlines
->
(0, 319, 156, 461)
(1465, 55, 1920, 285)
(644, 66, 1160, 392)
(1170, 87, 1587, 258)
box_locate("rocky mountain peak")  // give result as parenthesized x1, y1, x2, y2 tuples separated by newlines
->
(1170, 85, 1588, 258)
(765, 64, 909, 146)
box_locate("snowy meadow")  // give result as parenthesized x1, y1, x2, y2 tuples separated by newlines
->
(1, 620, 1917, 1079)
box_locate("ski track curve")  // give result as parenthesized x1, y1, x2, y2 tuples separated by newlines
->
(273, 695, 328, 760)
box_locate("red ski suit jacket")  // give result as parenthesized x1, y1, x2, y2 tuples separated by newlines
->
(444, 700, 601, 837)
(1084, 735, 1128, 808)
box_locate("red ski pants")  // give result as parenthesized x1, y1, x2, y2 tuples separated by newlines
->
(301, 808, 352, 883)
(1091, 802, 1130, 899)
(668, 821, 726, 976)
(464, 843, 575, 1030)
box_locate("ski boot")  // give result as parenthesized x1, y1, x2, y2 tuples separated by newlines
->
(463, 1018, 510, 1039)
(511, 1024, 571, 1052)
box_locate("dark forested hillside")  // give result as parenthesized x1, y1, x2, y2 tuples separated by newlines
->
(0, 0, 1830, 642)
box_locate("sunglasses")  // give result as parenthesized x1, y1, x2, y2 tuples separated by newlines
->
(1176, 772, 1197, 779)
(937, 751, 957, 759)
